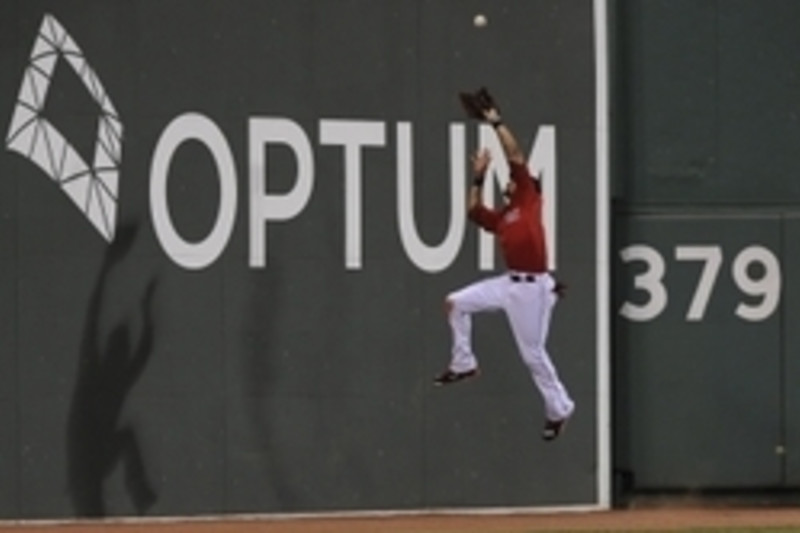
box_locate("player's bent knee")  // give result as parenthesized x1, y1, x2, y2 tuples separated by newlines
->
(444, 297, 454, 316)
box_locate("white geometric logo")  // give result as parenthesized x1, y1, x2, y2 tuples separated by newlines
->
(5, 14, 123, 242)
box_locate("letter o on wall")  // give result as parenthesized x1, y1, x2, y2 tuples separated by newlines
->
(150, 113, 238, 270)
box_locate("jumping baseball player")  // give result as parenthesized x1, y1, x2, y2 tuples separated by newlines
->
(434, 88, 575, 441)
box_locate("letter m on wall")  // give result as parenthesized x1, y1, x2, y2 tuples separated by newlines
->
(5, 14, 123, 242)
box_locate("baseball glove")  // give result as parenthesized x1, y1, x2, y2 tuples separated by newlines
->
(459, 91, 485, 119)
(475, 87, 498, 113)
(459, 87, 500, 120)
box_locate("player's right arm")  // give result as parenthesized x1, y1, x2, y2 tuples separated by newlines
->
(467, 148, 500, 232)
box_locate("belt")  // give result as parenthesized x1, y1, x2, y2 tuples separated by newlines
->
(510, 273, 536, 283)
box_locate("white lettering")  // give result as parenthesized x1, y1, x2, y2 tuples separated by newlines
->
(147, 116, 557, 273)
(619, 244, 668, 321)
(675, 245, 722, 321)
(249, 118, 314, 268)
(619, 243, 782, 322)
(319, 120, 386, 269)
(733, 245, 781, 321)
(150, 113, 237, 270)
(397, 122, 466, 272)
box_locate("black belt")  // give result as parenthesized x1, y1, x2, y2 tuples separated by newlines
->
(510, 273, 536, 283)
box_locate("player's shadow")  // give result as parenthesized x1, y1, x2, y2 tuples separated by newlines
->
(243, 264, 302, 508)
(66, 223, 158, 517)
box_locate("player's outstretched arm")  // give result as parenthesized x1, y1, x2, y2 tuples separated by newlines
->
(467, 87, 525, 166)
(468, 148, 491, 212)
(458, 87, 526, 178)
(466, 148, 501, 232)
(483, 107, 525, 166)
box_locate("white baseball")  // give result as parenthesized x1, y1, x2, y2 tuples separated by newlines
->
(473, 14, 488, 28)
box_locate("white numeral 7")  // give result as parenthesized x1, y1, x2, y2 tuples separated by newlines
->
(675, 245, 723, 321)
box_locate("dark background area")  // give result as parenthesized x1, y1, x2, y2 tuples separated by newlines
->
(613, 0, 800, 502)
(0, 0, 600, 519)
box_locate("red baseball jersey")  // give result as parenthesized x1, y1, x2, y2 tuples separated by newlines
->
(468, 162, 548, 273)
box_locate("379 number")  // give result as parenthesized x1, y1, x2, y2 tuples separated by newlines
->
(619, 244, 781, 322)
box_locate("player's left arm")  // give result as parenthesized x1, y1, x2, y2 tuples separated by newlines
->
(468, 148, 490, 212)
(476, 88, 540, 195)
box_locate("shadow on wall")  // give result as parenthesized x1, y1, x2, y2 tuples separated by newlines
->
(66, 222, 158, 517)
(243, 265, 301, 509)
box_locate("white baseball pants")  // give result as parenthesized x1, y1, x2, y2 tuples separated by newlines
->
(446, 272, 575, 421)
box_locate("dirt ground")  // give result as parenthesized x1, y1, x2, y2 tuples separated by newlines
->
(3, 508, 800, 533)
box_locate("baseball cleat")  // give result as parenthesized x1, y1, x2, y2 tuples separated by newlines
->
(433, 368, 480, 386)
(542, 413, 572, 441)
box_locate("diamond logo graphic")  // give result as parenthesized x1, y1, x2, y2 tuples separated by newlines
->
(5, 14, 123, 242)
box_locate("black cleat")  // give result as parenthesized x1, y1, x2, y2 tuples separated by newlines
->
(433, 368, 480, 386)
(542, 416, 571, 442)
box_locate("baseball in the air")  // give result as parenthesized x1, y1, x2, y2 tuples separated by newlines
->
(473, 14, 488, 28)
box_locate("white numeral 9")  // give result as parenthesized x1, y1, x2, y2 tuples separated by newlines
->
(732, 246, 781, 321)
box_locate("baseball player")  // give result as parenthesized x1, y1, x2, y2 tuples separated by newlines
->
(434, 88, 575, 441)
